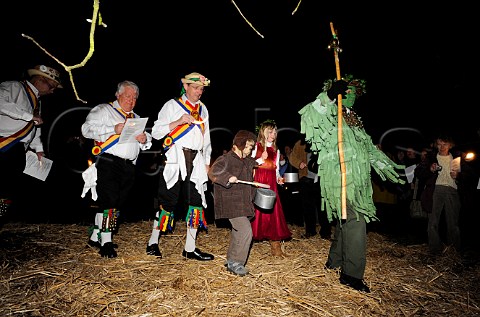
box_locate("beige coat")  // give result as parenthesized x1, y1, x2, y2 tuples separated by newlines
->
(288, 140, 308, 179)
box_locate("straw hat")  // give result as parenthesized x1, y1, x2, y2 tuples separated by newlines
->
(181, 72, 210, 86)
(27, 65, 63, 88)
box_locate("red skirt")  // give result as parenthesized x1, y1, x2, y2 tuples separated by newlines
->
(251, 167, 291, 241)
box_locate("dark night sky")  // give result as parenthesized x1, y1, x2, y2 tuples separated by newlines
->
(2, 1, 479, 220)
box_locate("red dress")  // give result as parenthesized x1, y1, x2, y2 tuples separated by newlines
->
(251, 142, 292, 241)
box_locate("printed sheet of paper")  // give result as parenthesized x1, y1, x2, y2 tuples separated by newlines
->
(23, 151, 53, 181)
(451, 157, 461, 172)
(118, 118, 148, 144)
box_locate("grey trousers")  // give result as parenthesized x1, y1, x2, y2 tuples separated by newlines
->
(327, 207, 367, 279)
(428, 185, 461, 253)
(227, 217, 253, 265)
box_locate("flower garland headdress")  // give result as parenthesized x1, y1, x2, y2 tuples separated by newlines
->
(322, 74, 367, 97)
(255, 119, 277, 134)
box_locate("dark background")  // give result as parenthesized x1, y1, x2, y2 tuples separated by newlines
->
(2, 1, 479, 223)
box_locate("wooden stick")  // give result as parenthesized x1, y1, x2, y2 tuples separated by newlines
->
(237, 180, 270, 189)
(330, 22, 347, 220)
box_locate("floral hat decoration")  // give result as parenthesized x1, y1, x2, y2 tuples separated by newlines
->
(180, 72, 210, 95)
(322, 74, 366, 97)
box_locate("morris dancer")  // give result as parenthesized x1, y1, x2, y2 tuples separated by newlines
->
(1, 65, 62, 220)
(146, 72, 213, 261)
(81, 80, 151, 258)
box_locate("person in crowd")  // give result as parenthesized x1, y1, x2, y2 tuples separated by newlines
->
(146, 72, 213, 261)
(81, 80, 152, 258)
(277, 144, 302, 227)
(405, 147, 419, 166)
(298, 75, 405, 293)
(415, 135, 462, 254)
(279, 151, 289, 177)
(289, 136, 332, 240)
(279, 144, 293, 177)
(414, 147, 431, 201)
(208, 130, 258, 276)
(392, 149, 413, 225)
(0, 64, 63, 220)
(251, 120, 292, 257)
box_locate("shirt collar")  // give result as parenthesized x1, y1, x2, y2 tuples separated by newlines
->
(26, 80, 40, 98)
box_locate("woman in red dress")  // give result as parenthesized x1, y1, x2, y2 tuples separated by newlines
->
(251, 120, 292, 256)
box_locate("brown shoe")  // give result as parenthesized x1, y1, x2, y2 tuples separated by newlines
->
(270, 241, 286, 257)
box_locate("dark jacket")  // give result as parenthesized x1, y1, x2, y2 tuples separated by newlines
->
(414, 150, 462, 213)
(208, 151, 257, 220)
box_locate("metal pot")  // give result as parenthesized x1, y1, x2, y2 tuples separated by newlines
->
(283, 172, 299, 183)
(254, 188, 277, 210)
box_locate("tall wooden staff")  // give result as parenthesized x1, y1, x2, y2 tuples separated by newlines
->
(328, 22, 347, 220)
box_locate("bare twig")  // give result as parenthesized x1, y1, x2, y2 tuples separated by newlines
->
(292, 0, 303, 15)
(231, 0, 264, 38)
(21, 0, 102, 103)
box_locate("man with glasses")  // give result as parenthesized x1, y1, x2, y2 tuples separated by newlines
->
(146, 72, 214, 261)
(0, 64, 62, 221)
(81, 80, 152, 258)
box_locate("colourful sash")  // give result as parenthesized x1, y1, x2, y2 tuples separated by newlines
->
(0, 81, 39, 152)
(91, 103, 135, 155)
(162, 98, 204, 152)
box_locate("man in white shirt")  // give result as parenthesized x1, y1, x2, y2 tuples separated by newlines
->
(81, 80, 152, 258)
(146, 72, 214, 261)
(0, 65, 62, 220)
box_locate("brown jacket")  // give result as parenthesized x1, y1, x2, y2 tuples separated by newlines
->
(208, 151, 257, 219)
(289, 140, 308, 179)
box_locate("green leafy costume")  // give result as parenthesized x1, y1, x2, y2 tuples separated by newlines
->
(299, 77, 405, 223)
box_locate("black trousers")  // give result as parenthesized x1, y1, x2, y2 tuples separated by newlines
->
(0, 142, 26, 200)
(156, 149, 202, 218)
(94, 153, 135, 212)
(327, 206, 367, 279)
(299, 177, 331, 237)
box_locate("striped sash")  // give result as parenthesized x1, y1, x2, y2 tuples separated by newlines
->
(162, 98, 204, 152)
(91, 103, 135, 156)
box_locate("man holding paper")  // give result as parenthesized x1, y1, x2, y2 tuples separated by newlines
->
(415, 135, 462, 254)
(81, 80, 152, 258)
(0, 64, 63, 219)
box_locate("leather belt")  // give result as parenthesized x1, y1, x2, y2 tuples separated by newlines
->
(100, 153, 134, 165)
(182, 147, 199, 154)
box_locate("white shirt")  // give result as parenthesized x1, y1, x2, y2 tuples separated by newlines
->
(151, 94, 212, 207)
(436, 154, 457, 189)
(0, 80, 43, 152)
(81, 100, 152, 162)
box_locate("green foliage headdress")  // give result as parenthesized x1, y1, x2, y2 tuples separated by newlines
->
(322, 74, 367, 97)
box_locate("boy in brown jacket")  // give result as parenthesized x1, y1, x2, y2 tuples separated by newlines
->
(208, 130, 258, 276)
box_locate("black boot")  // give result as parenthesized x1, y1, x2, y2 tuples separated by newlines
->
(340, 272, 370, 293)
(146, 243, 162, 257)
(99, 242, 117, 258)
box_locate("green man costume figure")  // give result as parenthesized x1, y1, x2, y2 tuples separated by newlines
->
(299, 75, 405, 293)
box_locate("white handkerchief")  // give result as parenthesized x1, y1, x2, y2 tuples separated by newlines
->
(81, 163, 98, 201)
(405, 164, 417, 183)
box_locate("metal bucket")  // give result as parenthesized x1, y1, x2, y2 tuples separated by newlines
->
(283, 172, 299, 183)
(254, 188, 277, 210)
